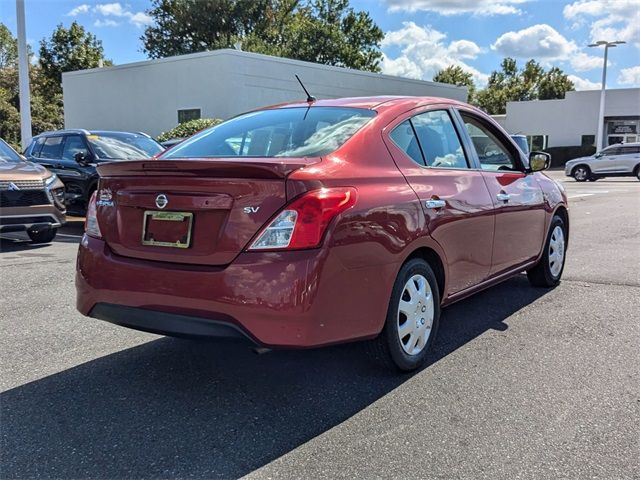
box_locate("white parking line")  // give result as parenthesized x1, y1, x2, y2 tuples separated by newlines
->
(57, 233, 83, 238)
(568, 193, 595, 199)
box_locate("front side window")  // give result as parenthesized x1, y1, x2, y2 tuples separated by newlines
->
(162, 107, 376, 159)
(461, 114, 518, 171)
(411, 110, 468, 169)
(62, 135, 89, 161)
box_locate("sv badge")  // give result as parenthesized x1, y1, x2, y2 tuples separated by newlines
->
(243, 206, 260, 214)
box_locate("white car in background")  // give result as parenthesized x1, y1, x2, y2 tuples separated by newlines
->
(565, 143, 640, 182)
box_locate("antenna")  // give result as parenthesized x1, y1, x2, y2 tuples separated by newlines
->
(295, 74, 316, 103)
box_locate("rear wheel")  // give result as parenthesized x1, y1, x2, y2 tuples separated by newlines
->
(572, 165, 590, 182)
(28, 227, 57, 244)
(366, 258, 440, 371)
(634, 166, 640, 181)
(527, 215, 566, 287)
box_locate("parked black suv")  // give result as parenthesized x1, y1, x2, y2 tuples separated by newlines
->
(25, 130, 163, 213)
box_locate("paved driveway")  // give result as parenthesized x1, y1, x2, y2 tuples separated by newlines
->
(1, 171, 638, 479)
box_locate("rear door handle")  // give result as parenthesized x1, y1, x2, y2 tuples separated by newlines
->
(425, 199, 446, 209)
(496, 192, 510, 202)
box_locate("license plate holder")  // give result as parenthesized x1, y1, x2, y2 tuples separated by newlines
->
(142, 210, 193, 248)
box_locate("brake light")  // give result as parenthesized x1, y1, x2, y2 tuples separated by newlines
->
(85, 190, 102, 238)
(249, 187, 357, 251)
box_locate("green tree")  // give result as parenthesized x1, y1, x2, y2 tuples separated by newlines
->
(39, 21, 112, 94)
(433, 65, 476, 103)
(538, 66, 575, 100)
(142, 0, 383, 72)
(475, 57, 574, 114)
(0, 23, 18, 69)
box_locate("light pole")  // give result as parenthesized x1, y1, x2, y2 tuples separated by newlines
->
(16, 0, 32, 151)
(588, 40, 625, 151)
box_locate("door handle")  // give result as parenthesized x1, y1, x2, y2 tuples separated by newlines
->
(496, 192, 511, 202)
(425, 199, 446, 209)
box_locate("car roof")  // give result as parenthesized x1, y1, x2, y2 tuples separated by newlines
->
(263, 95, 467, 111)
(34, 129, 152, 138)
(605, 142, 640, 148)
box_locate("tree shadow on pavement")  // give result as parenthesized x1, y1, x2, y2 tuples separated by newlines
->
(0, 275, 548, 479)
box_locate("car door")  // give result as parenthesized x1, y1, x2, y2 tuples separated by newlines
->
(457, 109, 546, 276)
(618, 146, 640, 173)
(383, 106, 495, 294)
(591, 147, 621, 173)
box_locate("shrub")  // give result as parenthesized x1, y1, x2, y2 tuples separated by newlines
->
(157, 118, 223, 143)
(543, 145, 597, 169)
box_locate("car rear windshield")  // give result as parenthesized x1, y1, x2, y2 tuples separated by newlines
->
(161, 107, 376, 159)
(87, 132, 164, 160)
(0, 139, 22, 163)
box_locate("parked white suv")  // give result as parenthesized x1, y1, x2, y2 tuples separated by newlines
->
(565, 143, 640, 182)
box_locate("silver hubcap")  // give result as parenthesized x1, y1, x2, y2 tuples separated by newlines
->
(548, 225, 565, 277)
(397, 274, 434, 356)
(574, 168, 587, 180)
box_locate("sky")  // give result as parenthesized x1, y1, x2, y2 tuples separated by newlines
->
(1, 0, 639, 90)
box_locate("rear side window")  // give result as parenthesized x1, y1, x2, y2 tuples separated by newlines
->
(389, 120, 424, 165)
(39, 136, 64, 159)
(162, 107, 376, 159)
(29, 137, 46, 158)
(620, 146, 640, 154)
(412, 110, 468, 169)
(389, 109, 468, 169)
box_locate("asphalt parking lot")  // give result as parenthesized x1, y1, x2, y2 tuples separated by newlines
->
(1, 171, 638, 479)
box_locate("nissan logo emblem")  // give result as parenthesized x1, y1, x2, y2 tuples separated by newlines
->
(155, 194, 168, 209)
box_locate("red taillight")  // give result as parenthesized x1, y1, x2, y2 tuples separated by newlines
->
(85, 190, 102, 238)
(248, 187, 357, 251)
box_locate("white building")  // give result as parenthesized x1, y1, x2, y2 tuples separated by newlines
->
(62, 49, 467, 138)
(494, 88, 640, 150)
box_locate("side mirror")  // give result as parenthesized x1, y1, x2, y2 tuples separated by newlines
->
(529, 151, 551, 172)
(74, 151, 91, 165)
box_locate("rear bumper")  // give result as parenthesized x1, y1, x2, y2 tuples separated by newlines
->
(76, 235, 396, 348)
(90, 303, 256, 343)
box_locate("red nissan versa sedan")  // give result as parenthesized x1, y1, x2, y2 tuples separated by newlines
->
(76, 96, 568, 371)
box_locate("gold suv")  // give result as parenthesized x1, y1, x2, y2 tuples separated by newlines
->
(0, 138, 66, 243)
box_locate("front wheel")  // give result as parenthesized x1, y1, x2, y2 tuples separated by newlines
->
(366, 258, 441, 371)
(527, 215, 566, 287)
(28, 227, 57, 244)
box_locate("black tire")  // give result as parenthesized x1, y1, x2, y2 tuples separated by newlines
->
(572, 165, 590, 182)
(366, 258, 441, 372)
(28, 227, 57, 244)
(527, 215, 566, 288)
(634, 166, 640, 181)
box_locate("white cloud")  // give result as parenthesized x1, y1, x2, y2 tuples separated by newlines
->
(563, 0, 640, 47)
(570, 52, 605, 71)
(381, 22, 488, 87)
(93, 3, 153, 28)
(492, 24, 607, 72)
(568, 74, 601, 90)
(94, 3, 128, 17)
(492, 24, 576, 59)
(618, 66, 640, 86)
(129, 12, 154, 28)
(67, 4, 90, 16)
(94, 19, 120, 28)
(385, 0, 526, 16)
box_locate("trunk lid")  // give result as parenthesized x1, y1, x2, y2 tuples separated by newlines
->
(96, 158, 317, 265)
